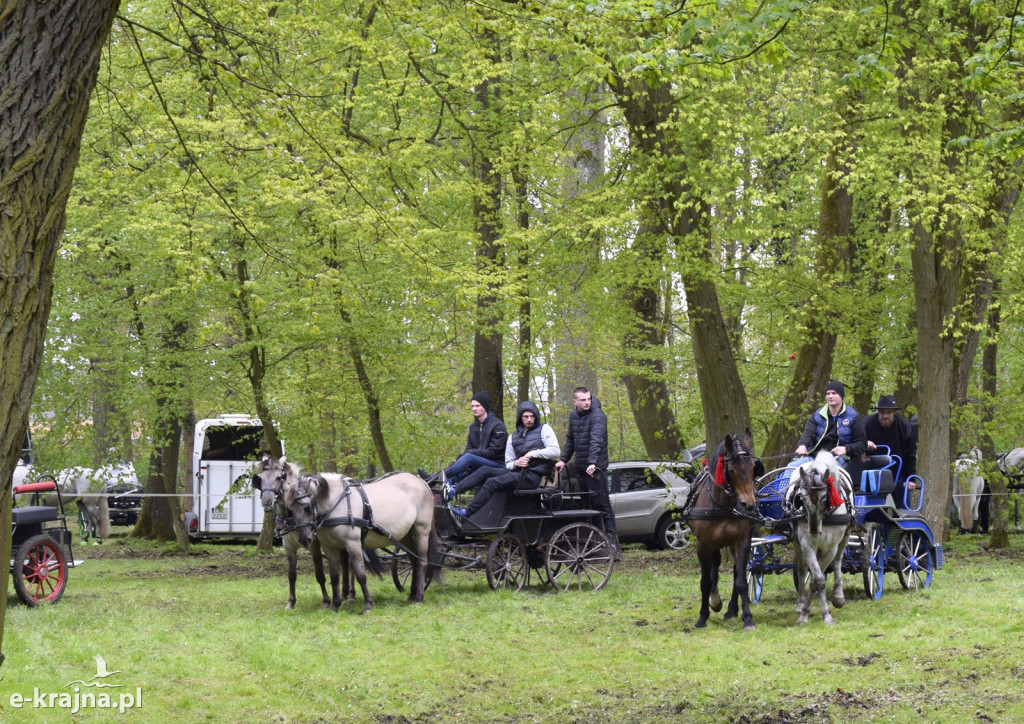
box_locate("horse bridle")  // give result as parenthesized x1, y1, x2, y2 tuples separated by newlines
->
(684, 449, 763, 522)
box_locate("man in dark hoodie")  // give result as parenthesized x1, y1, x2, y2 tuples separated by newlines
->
(450, 400, 560, 518)
(554, 387, 621, 560)
(419, 390, 508, 488)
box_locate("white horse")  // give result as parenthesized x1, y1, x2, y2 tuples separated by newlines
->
(953, 446, 985, 534)
(785, 451, 854, 626)
(53, 461, 138, 541)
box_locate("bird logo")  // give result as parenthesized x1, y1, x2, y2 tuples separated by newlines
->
(65, 655, 124, 688)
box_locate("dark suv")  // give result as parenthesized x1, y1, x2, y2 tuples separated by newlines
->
(607, 459, 697, 550)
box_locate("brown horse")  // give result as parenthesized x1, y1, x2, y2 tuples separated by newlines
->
(685, 430, 763, 631)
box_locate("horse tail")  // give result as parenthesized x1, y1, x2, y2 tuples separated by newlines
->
(363, 548, 385, 578)
(426, 523, 445, 587)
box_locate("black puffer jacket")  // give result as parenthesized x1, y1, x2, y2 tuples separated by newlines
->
(559, 396, 608, 471)
(464, 413, 508, 463)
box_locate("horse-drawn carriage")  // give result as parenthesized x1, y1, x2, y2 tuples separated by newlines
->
(10, 479, 75, 606)
(748, 447, 942, 604)
(401, 481, 615, 593)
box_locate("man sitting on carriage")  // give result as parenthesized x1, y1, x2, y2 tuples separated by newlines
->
(795, 380, 868, 484)
(863, 394, 918, 506)
(419, 390, 508, 489)
(449, 400, 560, 519)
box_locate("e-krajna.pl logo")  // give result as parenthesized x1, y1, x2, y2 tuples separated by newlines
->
(8, 655, 142, 714)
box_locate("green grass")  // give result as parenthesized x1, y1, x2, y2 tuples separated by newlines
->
(2, 531, 1023, 723)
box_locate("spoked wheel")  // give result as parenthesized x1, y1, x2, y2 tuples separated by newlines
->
(895, 531, 933, 591)
(78, 508, 97, 540)
(860, 525, 885, 601)
(747, 566, 765, 603)
(13, 534, 68, 606)
(544, 523, 614, 592)
(486, 533, 529, 592)
(391, 551, 436, 593)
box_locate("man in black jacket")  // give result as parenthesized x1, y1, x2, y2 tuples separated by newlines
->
(420, 391, 508, 490)
(554, 387, 621, 560)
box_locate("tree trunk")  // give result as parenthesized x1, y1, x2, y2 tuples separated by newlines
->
(762, 139, 852, 458)
(0, 0, 121, 669)
(471, 69, 505, 421)
(512, 169, 532, 405)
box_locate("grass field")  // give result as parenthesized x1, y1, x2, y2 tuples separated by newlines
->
(3, 529, 1023, 723)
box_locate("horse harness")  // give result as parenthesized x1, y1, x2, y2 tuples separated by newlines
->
(682, 450, 763, 523)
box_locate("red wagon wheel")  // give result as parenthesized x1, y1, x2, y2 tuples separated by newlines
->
(13, 534, 68, 606)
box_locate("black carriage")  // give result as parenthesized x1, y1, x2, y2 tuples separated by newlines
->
(748, 448, 942, 602)
(393, 483, 614, 593)
(10, 479, 75, 606)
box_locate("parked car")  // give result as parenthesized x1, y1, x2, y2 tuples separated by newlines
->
(104, 480, 143, 527)
(607, 459, 697, 550)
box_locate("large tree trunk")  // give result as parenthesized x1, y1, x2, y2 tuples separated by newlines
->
(471, 70, 505, 421)
(553, 88, 604, 416)
(762, 139, 852, 458)
(0, 0, 121, 669)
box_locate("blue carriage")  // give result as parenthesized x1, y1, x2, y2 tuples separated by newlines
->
(748, 448, 942, 602)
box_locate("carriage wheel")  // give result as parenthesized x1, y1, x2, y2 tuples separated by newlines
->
(13, 534, 68, 606)
(77, 508, 97, 540)
(895, 531, 933, 591)
(747, 566, 765, 603)
(486, 533, 529, 592)
(860, 525, 884, 601)
(544, 523, 613, 592)
(391, 551, 435, 593)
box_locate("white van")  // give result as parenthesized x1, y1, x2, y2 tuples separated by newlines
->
(184, 414, 280, 540)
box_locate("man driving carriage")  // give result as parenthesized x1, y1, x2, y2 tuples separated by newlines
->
(795, 380, 868, 483)
(448, 400, 560, 518)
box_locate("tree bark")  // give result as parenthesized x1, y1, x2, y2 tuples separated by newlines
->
(762, 138, 852, 458)
(471, 68, 505, 421)
(0, 0, 121, 668)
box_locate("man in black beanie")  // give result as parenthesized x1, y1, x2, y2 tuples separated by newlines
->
(419, 391, 508, 492)
(795, 380, 866, 478)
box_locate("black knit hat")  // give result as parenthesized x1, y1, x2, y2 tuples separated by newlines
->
(825, 380, 845, 398)
(472, 390, 491, 412)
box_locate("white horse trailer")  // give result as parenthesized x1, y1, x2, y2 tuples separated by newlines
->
(184, 414, 280, 540)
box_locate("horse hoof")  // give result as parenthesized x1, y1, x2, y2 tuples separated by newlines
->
(796, 617, 807, 626)
(824, 618, 836, 626)
(709, 595, 722, 612)
(833, 597, 846, 609)
(743, 624, 756, 632)
(695, 618, 708, 629)
(723, 612, 736, 622)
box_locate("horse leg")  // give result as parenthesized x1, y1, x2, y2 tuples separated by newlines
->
(732, 541, 755, 631)
(310, 538, 330, 608)
(407, 532, 430, 604)
(285, 546, 298, 610)
(325, 550, 343, 612)
(695, 544, 715, 628)
(831, 552, 847, 610)
(808, 549, 833, 626)
(794, 545, 810, 625)
(708, 549, 722, 613)
(724, 555, 740, 621)
(831, 538, 848, 609)
(347, 542, 373, 614)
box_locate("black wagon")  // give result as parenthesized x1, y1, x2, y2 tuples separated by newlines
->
(392, 482, 615, 593)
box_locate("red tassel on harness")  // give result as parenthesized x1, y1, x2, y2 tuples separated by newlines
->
(827, 475, 843, 507)
(714, 455, 726, 486)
